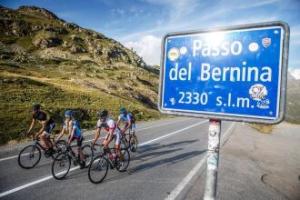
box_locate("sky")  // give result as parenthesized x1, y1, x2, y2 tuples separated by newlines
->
(1, 0, 300, 69)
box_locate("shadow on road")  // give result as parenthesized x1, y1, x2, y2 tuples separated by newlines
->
(130, 150, 206, 175)
(53, 139, 204, 183)
(138, 139, 199, 154)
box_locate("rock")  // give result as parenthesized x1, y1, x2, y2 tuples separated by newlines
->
(11, 20, 30, 36)
(45, 27, 68, 34)
(17, 6, 61, 20)
(70, 35, 84, 42)
(63, 22, 79, 30)
(70, 44, 86, 53)
(31, 25, 43, 31)
(33, 37, 62, 49)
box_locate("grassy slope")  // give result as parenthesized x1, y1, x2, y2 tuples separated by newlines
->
(0, 63, 161, 144)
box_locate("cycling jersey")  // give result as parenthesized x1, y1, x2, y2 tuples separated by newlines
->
(72, 120, 82, 139)
(33, 111, 55, 135)
(118, 113, 136, 132)
(69, 120, 83, 146)
(33, 111, 47, 121)
(97, 118, 121, 145)
(118, 113, 130, 123)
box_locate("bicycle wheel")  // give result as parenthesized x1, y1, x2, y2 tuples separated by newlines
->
(82, 144, 93, 167)
(116, 148, 130, 172)
(88, 155, 109, 184)
(129, 135, 138, 152)
(18, 145, 41, 169)
(51, 152, 71, 180)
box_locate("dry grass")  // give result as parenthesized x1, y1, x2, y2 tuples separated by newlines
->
(249, 123, 274, 134)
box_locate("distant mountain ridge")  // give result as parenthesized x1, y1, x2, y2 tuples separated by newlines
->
(0, 5, 160, 144)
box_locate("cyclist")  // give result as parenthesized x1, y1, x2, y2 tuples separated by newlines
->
(116, 107, 136, 136)
(92, 109, 121, 160)
(26, 104, 55, 155)
(55, 110, 73, 142)
(64, 110, 85, 169)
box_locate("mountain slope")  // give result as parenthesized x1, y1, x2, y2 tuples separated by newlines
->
(0, 5, 161, 144)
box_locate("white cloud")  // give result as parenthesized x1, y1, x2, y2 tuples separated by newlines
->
(124, 35, 161, 66)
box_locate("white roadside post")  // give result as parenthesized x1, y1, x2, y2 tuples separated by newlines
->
(204, 119, 221, 200)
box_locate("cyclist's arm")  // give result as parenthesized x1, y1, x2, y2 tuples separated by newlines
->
(92, 127, 101, 146)
(68, 127, 75, 144)
(55, 127, 66, 142)
(27, 119, 36, 134)
(122, 119, 131, 134)
(116, 116, 121, 128)
(107, 129, 114, 141)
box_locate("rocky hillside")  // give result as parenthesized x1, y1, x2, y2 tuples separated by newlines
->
(286, 73, 300, 123)
(0, 5, 161, 144)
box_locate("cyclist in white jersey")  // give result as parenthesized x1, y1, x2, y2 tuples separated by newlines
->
(92, 110, 121, 157)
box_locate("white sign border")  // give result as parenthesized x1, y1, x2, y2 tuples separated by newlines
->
(158, 21, 290, 124)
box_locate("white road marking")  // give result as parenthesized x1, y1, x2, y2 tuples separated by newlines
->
(0, 118, 190, 162)
(0, 166, 79, 198)
(139, 120, 207, 147)
(0, 155, 18, 162)
(0, 120, 208, 198)
(165, 123, 236, 200)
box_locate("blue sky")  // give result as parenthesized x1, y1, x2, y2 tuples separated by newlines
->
(1, 0, 300, 68)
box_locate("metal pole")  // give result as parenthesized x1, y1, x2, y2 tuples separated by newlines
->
(203, 119, 221, 200)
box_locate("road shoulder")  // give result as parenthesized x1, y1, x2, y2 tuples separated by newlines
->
(186, 122, 300, 200)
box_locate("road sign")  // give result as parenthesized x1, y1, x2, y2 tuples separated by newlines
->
(159, 21, 290, 124)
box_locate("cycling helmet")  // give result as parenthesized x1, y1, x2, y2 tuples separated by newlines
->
(64, 110, 73, 118)
(98, 109, 108, 118)
(119, 107, 127, 114)
(32, 104, 41, 112)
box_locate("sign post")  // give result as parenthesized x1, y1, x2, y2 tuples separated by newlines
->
(158, 21, 289, 199)
(204, 119, 221, 200)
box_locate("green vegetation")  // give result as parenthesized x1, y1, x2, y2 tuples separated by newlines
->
(0, 69, 161, 144)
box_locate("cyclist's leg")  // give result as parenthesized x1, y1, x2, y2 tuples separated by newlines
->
(77, 137, 84, 161)
(40, 131, 51, 150)
(102, 133, 113, 148)
(114, 132, 121, 157)
(43, 123, 55, 150)
(131, 123, 136, 134)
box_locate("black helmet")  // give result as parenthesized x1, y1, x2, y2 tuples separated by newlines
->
(32, 104, 41, 112)
(98, 109, 108, 118)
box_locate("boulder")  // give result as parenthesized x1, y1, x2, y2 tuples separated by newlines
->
(33, 37, 62, 49)
(70, 44, 86, 53)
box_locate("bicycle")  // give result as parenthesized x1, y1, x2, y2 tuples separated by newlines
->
(88, 147, 130, 184)
(51, 142, 93, 180)
(18, 136, 66, 169)
(121, 127, 138, 153)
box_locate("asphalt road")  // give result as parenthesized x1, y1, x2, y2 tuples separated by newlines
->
(0, 117, 233, 200)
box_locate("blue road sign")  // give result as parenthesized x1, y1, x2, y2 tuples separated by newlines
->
(159, 22, 289, 123)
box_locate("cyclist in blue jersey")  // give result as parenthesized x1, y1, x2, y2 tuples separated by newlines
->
(116, 107, 136, 136)
(57, 110, 85, 169)
(55, 110, 72, 142)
